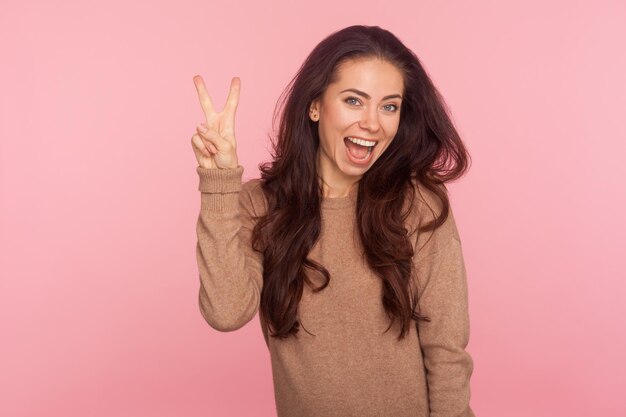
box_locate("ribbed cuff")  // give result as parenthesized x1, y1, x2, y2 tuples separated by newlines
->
(196, 165, 244, 193)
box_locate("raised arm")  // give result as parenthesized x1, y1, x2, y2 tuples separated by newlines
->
(190, 75, 263, 332)
(413, 190, 476, 417)
(195, 166, 264, 331)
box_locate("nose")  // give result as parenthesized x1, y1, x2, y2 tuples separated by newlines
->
(358, 106, 381, 132)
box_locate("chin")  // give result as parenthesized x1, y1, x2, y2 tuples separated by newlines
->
(340, 160, 374, 177)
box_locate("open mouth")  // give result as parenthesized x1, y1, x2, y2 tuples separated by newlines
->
(344, 136, 378, 162)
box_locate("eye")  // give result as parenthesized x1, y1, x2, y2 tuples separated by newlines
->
(345, 96, 361, 106)
(383, 103, 399, 112)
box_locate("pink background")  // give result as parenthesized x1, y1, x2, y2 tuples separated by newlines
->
(2, 1, 625, 416)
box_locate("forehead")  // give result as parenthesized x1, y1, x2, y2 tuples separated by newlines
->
(329, 57, 404, 95)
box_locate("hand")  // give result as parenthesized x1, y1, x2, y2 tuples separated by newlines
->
(190, 75, 240, 169)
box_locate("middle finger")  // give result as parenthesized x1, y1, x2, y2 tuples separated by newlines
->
(193, 75, 216, 124)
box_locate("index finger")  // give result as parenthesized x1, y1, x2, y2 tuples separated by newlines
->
(224, 77, 241, 113)
(193, 75, 216, 123)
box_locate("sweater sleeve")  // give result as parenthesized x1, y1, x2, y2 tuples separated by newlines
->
(195, 165, 264, 332)
(413, 200, 476, 417)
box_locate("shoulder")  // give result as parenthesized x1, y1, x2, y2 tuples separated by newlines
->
(242, 177, 263, 195)
(412, 179, 445, 221)
(407, 178, 461, 253)
(240, 177, 268, 216)
(404, 179, 443, 228)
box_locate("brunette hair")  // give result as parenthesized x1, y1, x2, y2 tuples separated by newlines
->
(252, 25, 470, 340)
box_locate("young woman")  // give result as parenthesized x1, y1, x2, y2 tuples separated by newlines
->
(191, 25, 476, 417)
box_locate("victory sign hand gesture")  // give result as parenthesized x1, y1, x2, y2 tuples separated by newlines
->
(191, 75, 240, 169)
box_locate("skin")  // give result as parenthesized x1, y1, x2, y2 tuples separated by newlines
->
(309, 57, 404, 198)
(190, 57, 404, 197)
(191, 75, 241, 170)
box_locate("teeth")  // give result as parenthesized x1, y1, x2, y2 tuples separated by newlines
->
(346, 137, 376, 147)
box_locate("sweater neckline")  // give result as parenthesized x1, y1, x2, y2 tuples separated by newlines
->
(320, 186, 358, 210)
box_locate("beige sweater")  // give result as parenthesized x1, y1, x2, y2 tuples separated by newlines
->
(195, 165, 476, 417)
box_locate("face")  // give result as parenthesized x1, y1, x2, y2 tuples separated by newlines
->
(310, 57, 404, 188)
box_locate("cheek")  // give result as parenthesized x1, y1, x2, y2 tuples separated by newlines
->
(320, 113, 350, 149)
(384, 119, 400, 141)
(324, 106, 356, 132)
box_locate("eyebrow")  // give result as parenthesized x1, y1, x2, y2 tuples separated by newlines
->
(339, 88, 403, 100)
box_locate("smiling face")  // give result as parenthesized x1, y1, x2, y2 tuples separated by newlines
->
(310, 57, 404, 196)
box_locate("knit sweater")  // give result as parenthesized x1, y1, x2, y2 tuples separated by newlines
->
(195, 165, 476, 417)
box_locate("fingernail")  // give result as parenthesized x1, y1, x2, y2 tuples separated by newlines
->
(197, 124, 207, 133)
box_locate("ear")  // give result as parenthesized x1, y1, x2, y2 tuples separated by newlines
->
(309, 100, 320, 121)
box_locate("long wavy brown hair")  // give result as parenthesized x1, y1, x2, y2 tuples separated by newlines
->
(251, 25, 470, 340)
